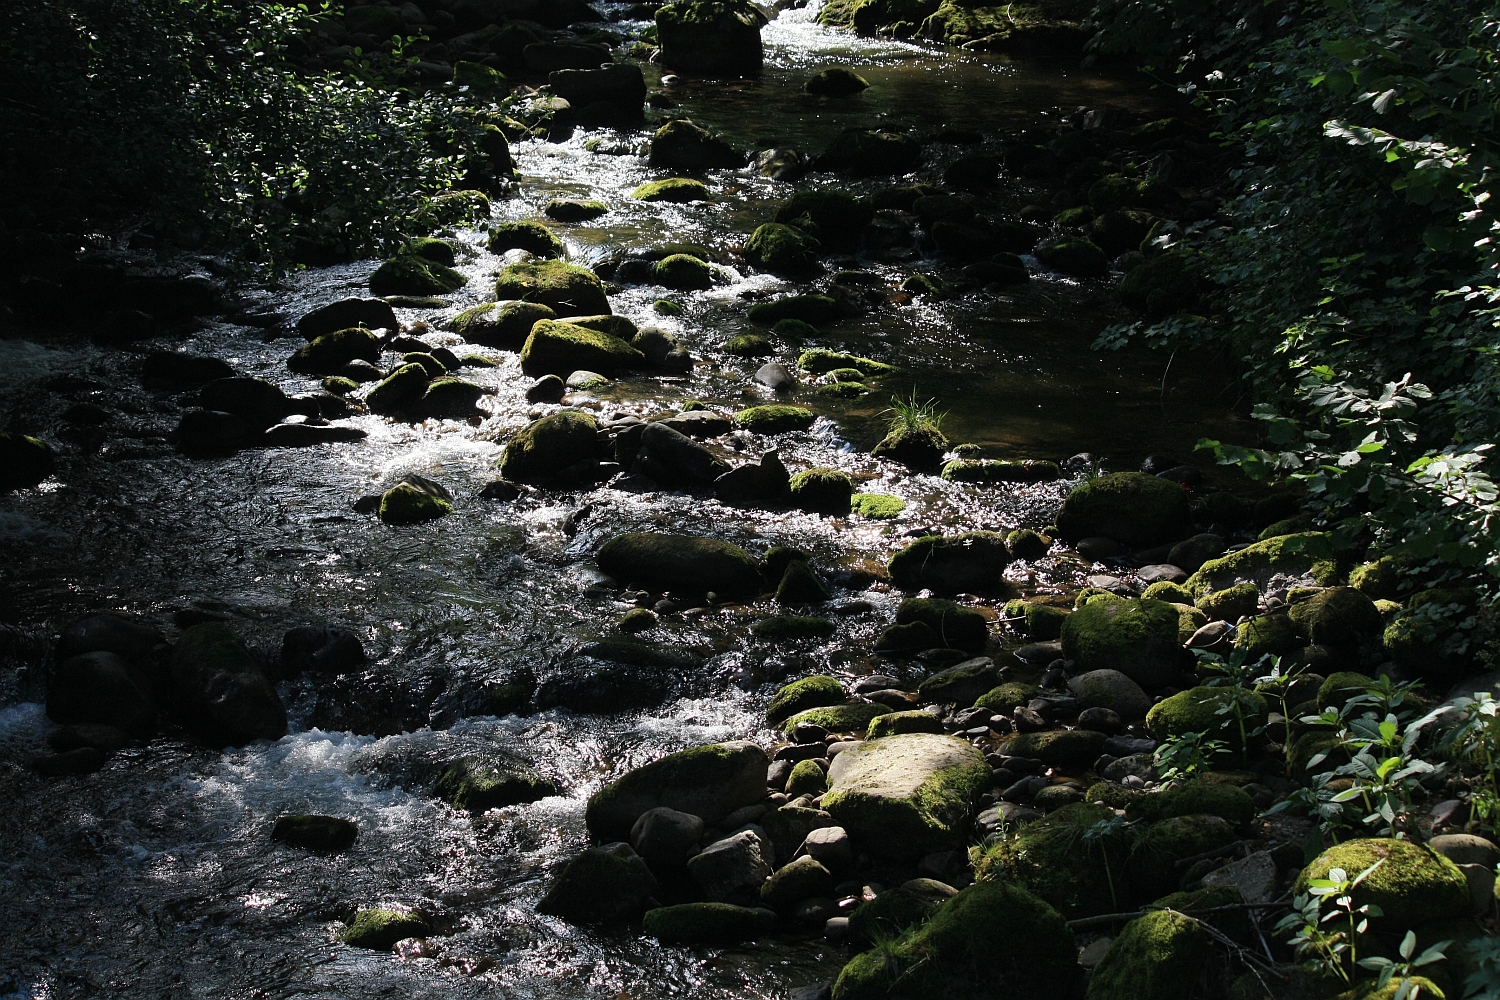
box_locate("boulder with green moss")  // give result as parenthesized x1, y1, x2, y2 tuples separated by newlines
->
(584, 741, 769, 840)
(1287, 586, 1383, 657)
(781, 702, 891, 738)
(495, 259, 610, 315)
(1382, 587, 1481, 679)
(378, 482, 452, 525)
(1125, 778, 1257, 826)
(971, 801, 1125, 917)
(850, 493, 905, 518)
(655, 253, 717, 290)
(1198, 583, 1259, 621)
(724, 332, 774, 356)
(774, 189, 875, 239)
(1145, 686, 1267, 748)
(632, 177, 711, 202)
(341, 908, 430, 950)
(1004, 600, 1069, 640)
(747, 294, 843, 325)
(1142, 581, 1194, 605)
(790, 467, 853, 515)
(974, 681, 1039, 714)
(751, 615, 836, 641)
(445, 300, 556, 349)
(1173, 604, 1208, 643)
(822, 732, 989, 859)
(887, 530, 1013, 595)
(1297, 838, 1470, 928)
(545, 198, 608, 222)
(797, 348, 893, 375)
(1126, 814, 1238, 897)
(845, 878, 954, 947)
(369, 252, 466, 296)
(735, 404, 817, 433)
(642, 902, 775, 944)
(786, 758, 828, 797)
(486, 220, 565, 258)
(648, 118, 745, 169)
(1035, 238, 1108, 277)
(745, 222, 822, 276)
(866, 710, 945, 738)
(872, 424, 949, 470)
(1060, 598, 1191, 689)
(596, 532, 762, 598)
(1055, 472, 1191, 548)
(831, 881, 1081, 1000)
(1185, 531, 1337, 599)
(1086, 909, 1208, 1000)
(805, 65, 870, 96)
(520, 319, 645, 376)
(1007, 528, 1050, 560)
(897, 598, 989, 653)
(500, 410, 599, 484)
(288, 327, 382, 376)
(767, 675, 845, 724)
(1067, 668, 1151, 720)
(941, 458, 1062, 483)
(537, 843, 661, 924)
(1349, 554, 1417, 600)
(1119, 251, 1198, 316)
(434, 756, 559, 811)
(876, 620, 941, 652)
(1233, 612, 1301, 658)
(654, 0, 767, 77)
(1002, 728, 1107, 768)
(916, 659, 999, 706)
(169, 622, 287, 747)
(364, 363, 428, 415)
(417, 378, 484, 419)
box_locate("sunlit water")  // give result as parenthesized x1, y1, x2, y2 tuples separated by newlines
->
(0, 5, 1245, 997)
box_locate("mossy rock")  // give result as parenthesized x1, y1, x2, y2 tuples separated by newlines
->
(1035, 238, 1108, 278)
(1348, 554, 1415, 600)
(1185, 532, 1336, 600)
(724, 333, 774, 356)
(1259, 513, 1314, 540)
(341, 908, 429, 950)
(434, 757, 559, 811)
(584, 740, 770, 840)
(774, 189, 875, 238)
(653, 298, 684, 316)
(887, 530, 1014, 595)
(1088, 173, 1146, 211)
(1296, 838, 1470, 928)
(537, 844, 660, 925)
(745, 222, 822, 276)
(804, 66, 870, 96)
(782, 702, 892, 738)
(1002, 728, 1107, 768)
(866, 710, 945, 738)
(751, 615, 836, 641)
(850, 493, 905, 518)
(418, 378, 485, 419)
(790, 467, 853, 515)
(1004, 600, 1069, 640)
(499, 409, 599, 483)
(773, 318, 821, 339)
(1146, 884, 1252, 941)
(940, 458, 1061, 484)
(748, 294, 843, 325)
(620, 608, 657, 633)
(1126, 814, 1238, 898)
(545, 198, 609, 222)
(1287, 586, 1383, 655)
(1055, 472, 1191, 547)
(486, 220, 565, 258)
(1118, 251, 1199, 316)
(632, 177, 710, 202)
(1142, 581, 1194, 605)
(1231, 611, 1299, 658)
(1060, 598, 1191, 689)
(1125, 779, 1257, 826)
(321, 376, 360, 396)
(494, 259, 610, 315)
(445, 300, 557, 349)
(873, 424, 949, 470)
(1085, 782, 1142, 810)
(642, 902, 775, 944)
(369, 253, 466, 296)
(787, 758, 829, 797)
(818, 128, 922, 177)
(400, 351, 446, 379)
(521, 319, 645, 377)
(655, 253, 716, 290)
(971, 802, 1125, 917)
(596, 532, 763, 598)
(845, 878, 953, 947)
(876, 620, 942, 652)
(1145, 686, 1268, 748)
(1197, 583, 1259, 622)
(831, 881, 1081, 1000)
(270, 814, 358, 852)
(288, 327, 382, 376)
(1007, 529, 1050, 561)
(797, 348, 893, 376)
(378, 482, 452, 525)
(402, 237, 456, 265)
(776, 559, 830, 604)
(973, 681, 1038, 714)
(767, 675, 845, 724)
(897, 597, 989, 652)
(1085, 909, 1208, 1000)
(735, 404, 817, 433)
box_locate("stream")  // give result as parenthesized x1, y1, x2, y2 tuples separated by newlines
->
(0, 4, 1248, 997)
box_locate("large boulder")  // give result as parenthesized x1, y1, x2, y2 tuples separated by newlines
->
(1185, 532, 1335, 599)
(831, 881, 1080, 1000)
(521, 319, 645, 377)
(296, 297, 398, 339)
(1067, 668, 1152, 720)
(595, 532, 762, 598)
(648, 119, 745, 169)
(499, 410, 600, 485)
(643, 902, 776, 944)
(636, 421, 730, 484)
(495, 260, 610, 315)
(1286, 586, 1383, 657)
(916, 657, 999, 705)
(821, 733, 989, 860)
(745, 223, 821, 277)
(887, 531, 1013, 595)
(1060, 598, 1191, 689)
(287, 327, 381, 376)
(445, 300, 556, 349)
(537, 843, 661, 925)
(548, 64, 646, 121)
(688, 830, 773, 903)
(1296, 838, 1469, 929)
(818, 129, 922, 176)
(434, 756, 559, 812)
(46, 651, 157, 735)
(897, 600, 989, 654)
(197, 377, 288, 429)
(585, 741, 770, 841)
(655, 0, 766, 76)
(1085, 910, 1208, 1000)
(971, 802, 1123, 917)
(1054, 472, 1191, 548)
(55, 613, 164, 663)
(1145, 685, 1268, 748)
(169, 623, 287, 746)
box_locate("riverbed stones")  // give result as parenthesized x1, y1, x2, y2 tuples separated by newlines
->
(1055, 472, 1191, 548)
(649, 119, 745, 169)
(169, 623, 287, 746)
(368, 251, 465, 296)
(1185, 531, 1334, 599)
(495, 260, 610, 315)
(270, 814, 358, 852)
(899, 600, 989, 654)
(736, 404, 815, 433)
(766, 678, 845, 730)
(655, 0, 766, 76)
(548, 63, 647, 119)
(585, 740, 770, 840)
(1297, 837, 1470, 928)
(1086, 909, 1207, 1000)
(596, 532, 761, 597)
(821, 733, 988, 860)
(887, 530, 1012, 595)
(297, 297, 398, 339)
(637, 420, 729, 483)
(500, 410, 599, 485)
(288, 327, 381, 375)
(280, 625, 365, 677)
(632, 177, 711, 202)
(538, 842, 661, 924)
(1060, 598, 1191, 689)
(1067, 669, 1152, 720)
(47, 651, 157, 735)
(364, 363, 427, 416)
(486, 220, 565, 258)
(761, 855, 834, 912)
(197, 377, 288, 429)
(521, 319, 645, 376)
(633, 326, 693, 371)
(789, 467, 853, 515)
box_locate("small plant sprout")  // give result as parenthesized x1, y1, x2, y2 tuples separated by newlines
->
(1153, 730, 1228, 782)
(1081, 816, 1125, 909)
(883, 388, 946, 433)
(1359, 929, 1450, 1000)
(1275, 860, 1385, 982)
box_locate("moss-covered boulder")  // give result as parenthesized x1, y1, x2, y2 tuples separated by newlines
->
(822, 733, 989, 860)
(818, 128, 922, 176)
(1007, 529, 1051, 560)
(767, 675, 845, 724)
(776, 559, 830, 604)
(1060, 598, 1191, 689)
(545, 198, 608, 222)
(1142, 581, 1194, 605)
(1119, 251, 1198, 316)
(362, 363, 425, 416)
(417, 378, 484, 419)
(781, 702, 891, 738)
(1185, 532, 1336, 599)
(369, 252, 466, 296)
(1146, 686, 1268, 748)
(805, 65, 870, 96)
(537, 843, 661, 924)
(752, 615, 836, 641)
(790, 467, 853, 515)
(632, 177, 711, 202)
(642, 902, 775, 944)
(724, 332, 774, 356)
(831, 881, 1080, 1000)
(1126, 814, 1238, 897)
(655, 253, 717, 290)
(971, 801, 1125, 917)
(1197, 583, 1259, 622)
(596, 532, 762, 598)
(866, 710, 945, 738)
(520, 319, 645, 376)
(1035, 238, 1108, 277)
(735, 404, 818, 433)
(378, 482, 452, 525)
(1002, 728, 1108, 768)
(898, 598, 990, 653)
(797, 348, 893, 375)
(1125, 779, 1257, 827)
(341, 908, 429, 950)
(486, 220, 565, 258)
(500, 410, 599, 483)
(1086, 909, 1208, 1000)
(1296, 838, 1469, 928)
(1287, 586, 1384, 656)
(495, 260, 610, 315)
(288, 327, 382, 376)
(0, 431, 55, 491)
(445, 300, 556, 349)
(745, 222, 822, 276)
(850, 493, 905, 518)
(786, 758, 828, 797)
(433, 756, 558, 812)
(1055, 472, 1191, 547)
(585, 741, 769, 841)
(1233, 612, 1301, 659)
(654, 0, 767, 77)
(1004, 600, 1069, 640)
(974, 681, 1039, 714)
(648, 118, 745, 169)
(747, 294, 843, 325)
(1067, 668, 1151, 720)
(774, 189, 875, 239)
(887, 531, 1013, 595)
(845, 878, 954, 947)
(872, 424, 949, 470)
(940, 458, 1061, 483)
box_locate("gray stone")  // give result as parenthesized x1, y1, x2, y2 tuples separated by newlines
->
(1136, 564, 1187, 585)
(1201, 850, 1278, 904)
(630, 806, 705, 869)
(1102, 753, 1157, 783)
(1068, 669, 1152, 721)
(688, 829, 773, 904)
(761, 855, 834, 912)
(800, 825, 854, 872)
(753, 362, 797, 394)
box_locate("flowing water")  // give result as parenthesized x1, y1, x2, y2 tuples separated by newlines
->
(0, 6, 1249, 998)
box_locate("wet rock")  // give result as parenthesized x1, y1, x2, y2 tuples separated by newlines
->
(416, 378, 485, 419)
(1167, 532, 1224, 573)
(175, 409, 255, 457)
(297, 297, 398, 339)
(638, 419, 731, 482)
(899, 601, 989, 654)
(48, 723, 131, 753)
(341, 908, 430, 950)
(446, 300, 557, 350)
(539, 842, 662, 925)
(545, 199, 609, 223)
(525, 375, 566, 404)
(1056, 472, 1191, 548)
(630, 806, 705, 869)
(1086, 909, 1207, 1000)
(587, 741, 769, 841)
(747, 293, 842, 325)
(521, 319, 644, 377)
(761, 855, 834, 912)
(32, 747, 108, 776)
(887, 531, 1013, 595)
(495, 260, 610, 315)
(716, 450, 792, 504)
(817, 128, 921, 176)
(434, 756, 559, 811)
(368, 251, 466, 296)
(655, 0, 766, 76)
(56, 613, 164, 663)
(170, 623, 287, 746)
(756, 147, 807, 181)
(1146, 686, 1267, 749)
(632, 326, 693, 371)
(789, 467, 852, 515)
(1067, 668, 1151, 720)
(596, 532, 762, 598)
(270, 815, 358, 852)
(643, 902, 776, 944)
(379, 481, 452, 525)
(654, 410, 731, 438)
(288, 327, 382, 376)
(689, 829, 774, 903)
(804, 66, 869, 96)
(262, 423, 368, 448)
(745, 223, 822, 277)
(1061, 598, 1192, 689)
(549, 63, 646, 119)
(47, 651, 156, 735)
(141, 351, 235, 387)
(486, 220, 565, 259)
(872, 424, 949, 470)
(280, 625, 366, 678)
(649, 118, 745, 169)
(535, 663, 667, 714)
(776, 560, 830, 605)
(632, 177, 710, 202)
(500, 410, 600, 485)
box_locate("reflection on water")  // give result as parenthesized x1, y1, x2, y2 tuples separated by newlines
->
(0, 3, 1247, 996)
